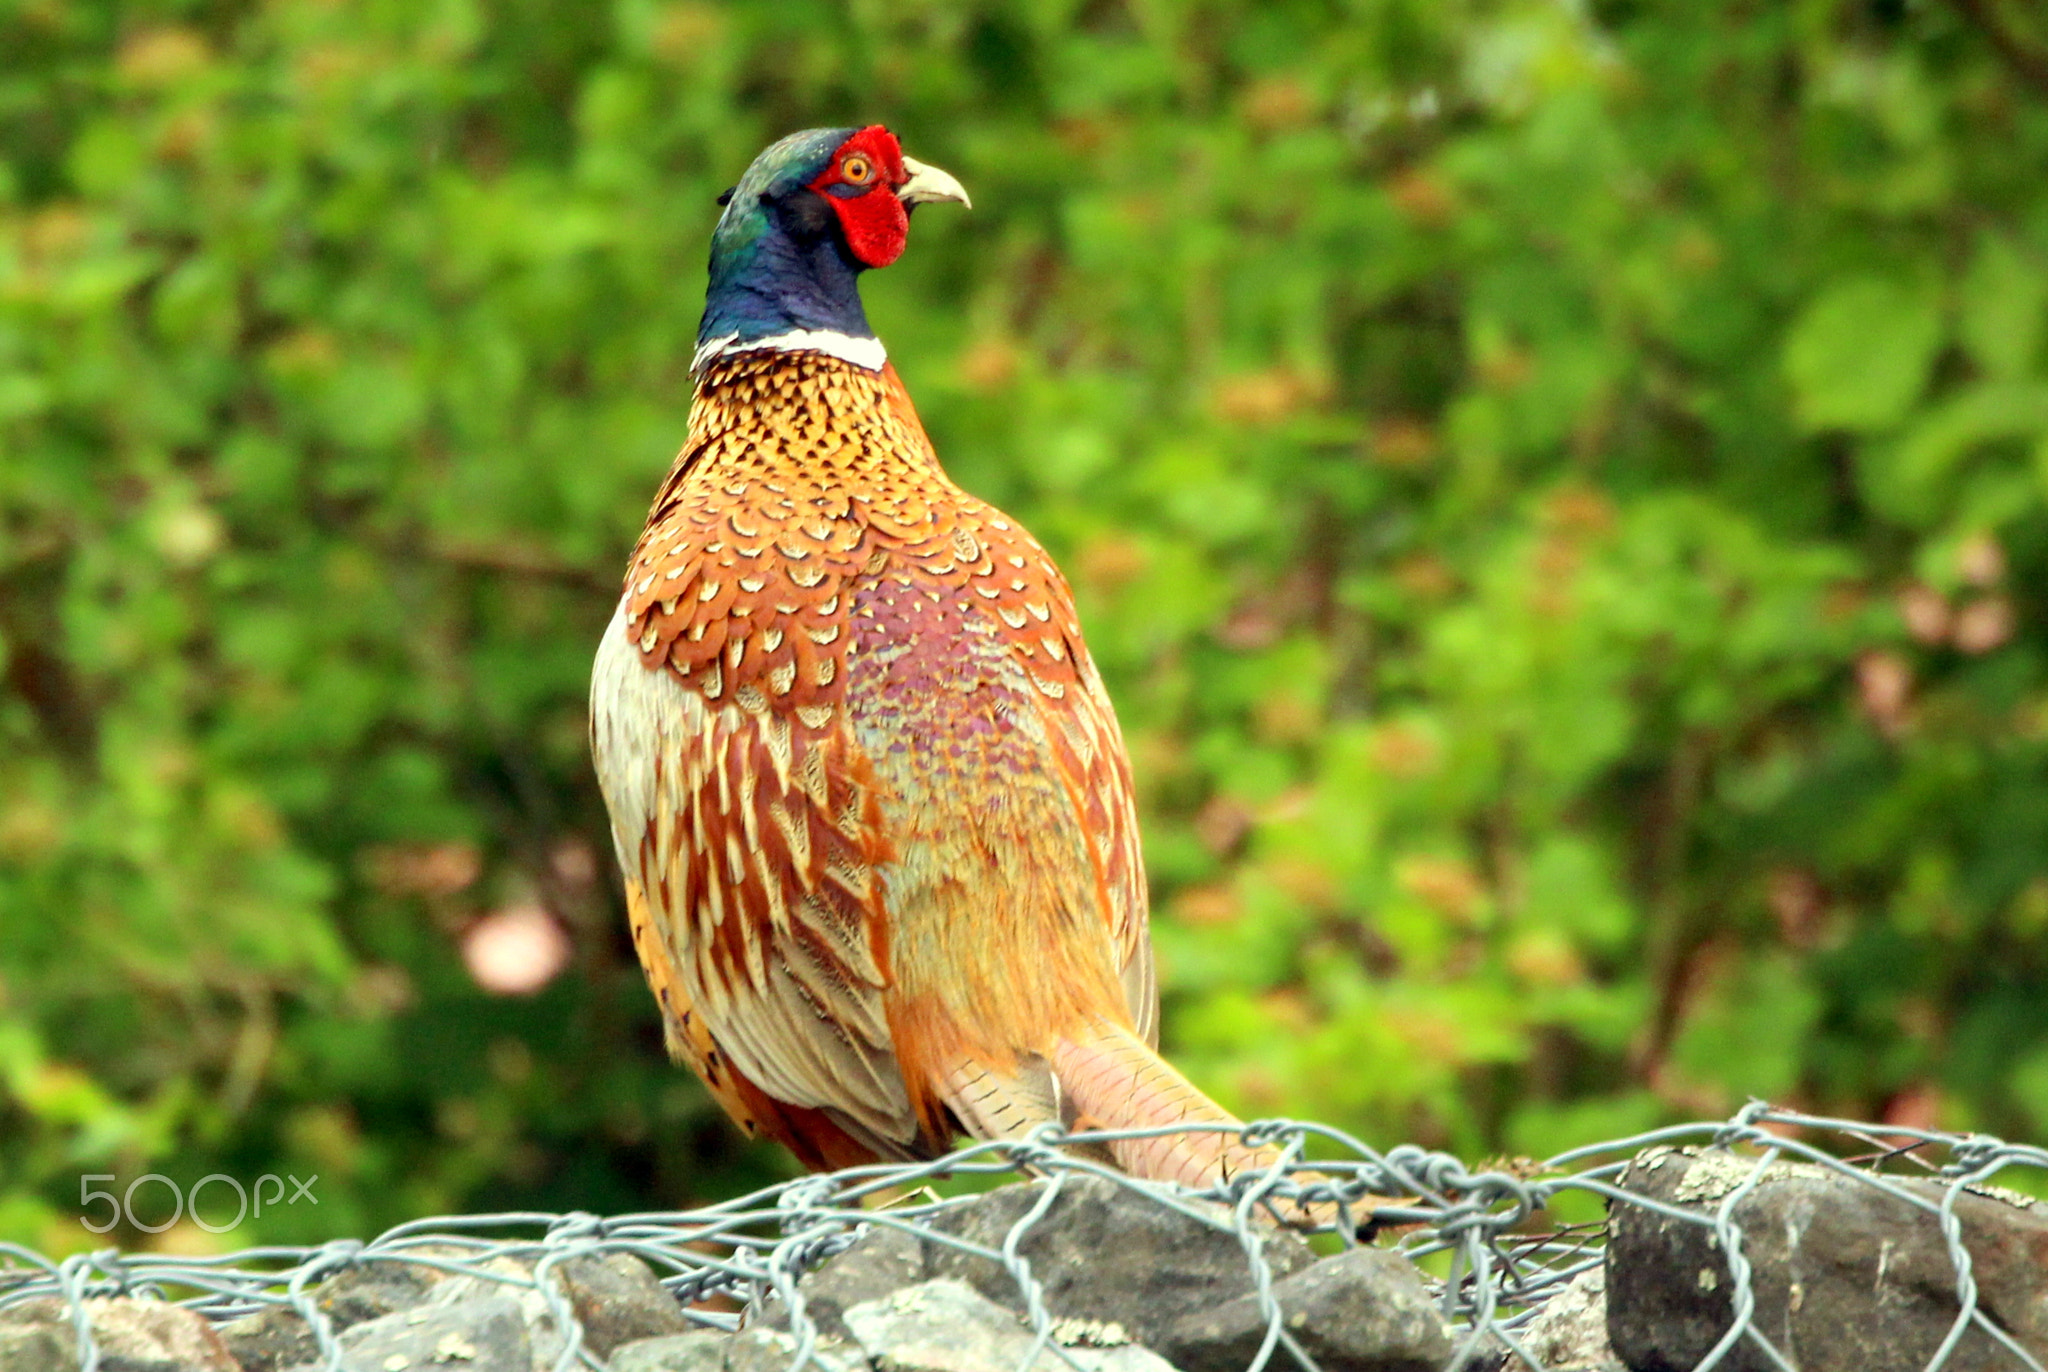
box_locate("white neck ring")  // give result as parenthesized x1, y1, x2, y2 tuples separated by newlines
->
(692, 330, 888, 374)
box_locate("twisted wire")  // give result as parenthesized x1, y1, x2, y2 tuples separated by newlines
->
(1, 1106, 2041, 1372)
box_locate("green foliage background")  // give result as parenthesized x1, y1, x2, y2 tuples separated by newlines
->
(6, 0, 2048, 1249)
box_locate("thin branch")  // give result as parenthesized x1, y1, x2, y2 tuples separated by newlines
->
(423, 537, 617, 594)
(1951, 0, 2048, 100)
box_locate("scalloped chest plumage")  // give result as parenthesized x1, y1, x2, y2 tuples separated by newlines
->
(621, 351, 1091, 724)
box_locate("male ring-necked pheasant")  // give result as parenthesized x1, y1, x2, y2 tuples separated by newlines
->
(591, 126, 1273, 1189)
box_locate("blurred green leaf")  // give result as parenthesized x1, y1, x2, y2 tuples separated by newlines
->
(1785, 277, 1943, 432)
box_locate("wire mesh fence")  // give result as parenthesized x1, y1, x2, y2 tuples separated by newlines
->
(2, 1101, 2045, 1372)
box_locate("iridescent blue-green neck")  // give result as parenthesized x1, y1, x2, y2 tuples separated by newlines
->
(696, 127, 875, 363)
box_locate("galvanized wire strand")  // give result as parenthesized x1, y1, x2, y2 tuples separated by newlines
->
(995, 1162, 1096, 1372)
(1221, 1123, 1308, 1372)
(1692, 1146, 1796, 1372)
(2, 1106, 2045, 1372)
(56, 1251, 102, 1372)
(1927, 1152, 2046, 1372)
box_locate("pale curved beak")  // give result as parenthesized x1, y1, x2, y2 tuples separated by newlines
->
(898, 155, 971, 209)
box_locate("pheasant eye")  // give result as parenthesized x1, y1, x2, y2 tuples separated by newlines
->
(840, 155, 874, 185)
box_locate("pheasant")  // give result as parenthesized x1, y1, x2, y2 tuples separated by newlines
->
(589, 125, 1276, 1190)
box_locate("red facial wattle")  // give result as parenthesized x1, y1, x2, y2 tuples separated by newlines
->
(809, 125, 911, 269)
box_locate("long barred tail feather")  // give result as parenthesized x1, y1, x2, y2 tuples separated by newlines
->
(934, 1022, 1402, 1229)
(1047, 1019, 1278, 1189)
(1047, 1019, 1408, 1231)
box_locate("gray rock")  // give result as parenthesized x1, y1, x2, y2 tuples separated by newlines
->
(921, 1175, 1316, 1349)
(725, 1326, 871, 1372)
(0, 1319, 78, 1372)
(283, 1292, 529, 1372)
(1506, 1268, 1622, 1371)
(842, 1279, 1175, 1372)
(757, 1222, 929, 1344)
(1159, 1246, 1451, 1372)
(222, 1246, 686, 1371)
(297, 1261, 449, 1330)
(425, 1251, 640, 1368)
(1606, 1146, 2048, 1372)
(553, 1252, 695, 1356)
(219, 1259, 448, 1371)
(608, 1329, 738, 1372)
(219, 1306, 329, 1372)
(0, 1296, 238, 1372)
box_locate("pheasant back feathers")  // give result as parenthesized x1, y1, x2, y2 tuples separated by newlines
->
(595, 349, 1150, 1161)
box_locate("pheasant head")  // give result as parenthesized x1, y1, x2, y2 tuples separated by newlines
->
(695, 125, 970, 374)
